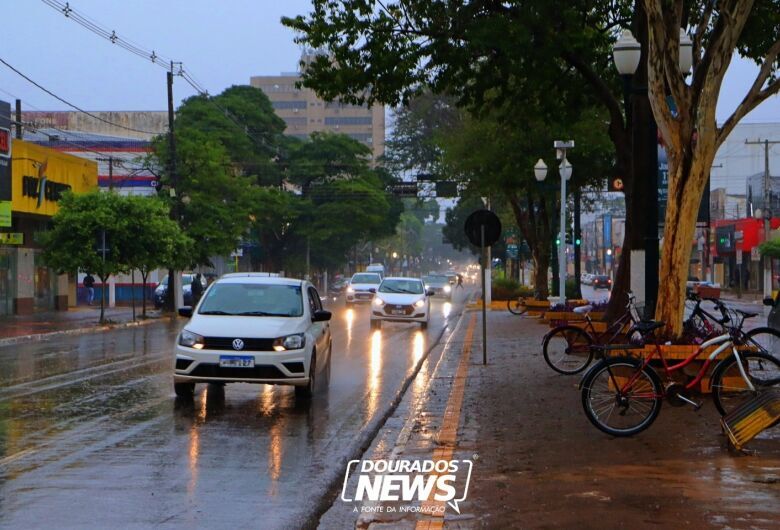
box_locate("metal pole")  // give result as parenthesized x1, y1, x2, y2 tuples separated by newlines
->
(574, 189, 582, 298)
(481, 224, 487, 365)
(14, 99, 22, 139)
(165, 69, 178, 312)
(559, 161, 567, 304)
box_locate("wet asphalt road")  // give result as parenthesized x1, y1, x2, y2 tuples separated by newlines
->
(0, 291, 469, 529)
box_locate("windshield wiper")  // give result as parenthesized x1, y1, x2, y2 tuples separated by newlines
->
(199, 310, 234, 315)
(381, 287, 403, 293)
(236, 311, 291, 317)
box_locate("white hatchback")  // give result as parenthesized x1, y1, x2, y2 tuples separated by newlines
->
(173, 274, 332, 400)
(370, 277, 432, 329)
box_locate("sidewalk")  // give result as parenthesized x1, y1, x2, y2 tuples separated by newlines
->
(323, 309, 780, 529)
(0, 305, 165, 345)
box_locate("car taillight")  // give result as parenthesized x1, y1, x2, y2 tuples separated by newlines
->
(608, 279, 612, 284)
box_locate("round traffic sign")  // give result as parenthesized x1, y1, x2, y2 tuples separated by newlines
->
(464, 209, 502, 247)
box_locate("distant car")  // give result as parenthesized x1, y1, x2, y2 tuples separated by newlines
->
(370, 277, 432, 329)
(592, 275, 611, 290)
(153, 273, 206, 308)
(346, 272, 382, 305)
(173, 274, 332, 400)
(423, 274, 452, 298)
(365, 263, 386, 279)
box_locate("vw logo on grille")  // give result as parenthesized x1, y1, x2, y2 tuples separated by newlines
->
(232, 338, 245, 350)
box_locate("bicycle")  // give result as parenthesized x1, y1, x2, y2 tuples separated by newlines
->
(580, 308, 780, 437)
(542, 293, 643, 375)
(682, 293, 729, 342)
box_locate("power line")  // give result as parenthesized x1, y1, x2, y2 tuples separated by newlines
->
(0, 56, 160, 135)
(41, 1, 276, 151)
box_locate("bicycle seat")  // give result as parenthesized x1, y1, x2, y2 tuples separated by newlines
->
(573, 305, 593, 314)
(634, 320, 665, 334)
(735, 309, 758, 319)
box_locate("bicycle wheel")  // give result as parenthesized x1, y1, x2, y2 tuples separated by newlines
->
(507, 299, 526, 315)
(711, 336, 780, 416)
(542, 325, 593, 374)
(581, 357, 663, 437)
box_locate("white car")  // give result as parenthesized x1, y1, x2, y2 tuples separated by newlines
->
(370, 277, 432, 329)
(173, 274, 332, 400)
(345, 272, 382, 305)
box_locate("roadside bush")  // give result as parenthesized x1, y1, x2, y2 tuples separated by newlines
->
(491, 278, 534, 300)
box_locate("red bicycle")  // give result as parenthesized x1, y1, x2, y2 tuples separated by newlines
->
(580, 310, 780, 437)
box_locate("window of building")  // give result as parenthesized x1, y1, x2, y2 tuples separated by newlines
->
(272, 100, 307, 109)
(283, 117, 307, 126)
(324, 117, 373, 126)
(347, 133, 373, 143)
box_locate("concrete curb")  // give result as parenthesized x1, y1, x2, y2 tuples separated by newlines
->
(0, 315, 171, 347)
(297, 306, 470, 530)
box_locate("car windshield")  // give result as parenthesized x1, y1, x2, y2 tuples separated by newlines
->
(379, 279, 424, 294)
(423, 275, 449, 286)
(351, 273, 381, 284)
(198, 283, 303, 317)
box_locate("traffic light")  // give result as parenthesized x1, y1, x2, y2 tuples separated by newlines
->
(555, 236, 561, 246)
(565, 233, 573, 245)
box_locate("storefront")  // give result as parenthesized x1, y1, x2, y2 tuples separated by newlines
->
(712, 217, 780, 292)
(1, 139, 97, 314)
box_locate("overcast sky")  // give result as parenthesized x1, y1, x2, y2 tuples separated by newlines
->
(1, 1, 778, 125)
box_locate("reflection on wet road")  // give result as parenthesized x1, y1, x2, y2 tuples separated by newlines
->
(0, 293, 466, 528)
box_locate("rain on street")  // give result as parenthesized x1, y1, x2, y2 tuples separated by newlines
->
(0, 291, 469, 528)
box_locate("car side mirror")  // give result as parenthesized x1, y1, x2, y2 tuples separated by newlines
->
(763, 296, 775, 307)
(313, 309, 332, 322)
(368, 288, 376, 293)
(426, 289, 435, 296)
(178, 307, 193, 317)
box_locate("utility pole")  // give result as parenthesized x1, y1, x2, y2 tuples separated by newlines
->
(165, 65, 181, 312)
(14, 99, 22, 139)
(745, 138, 779, 298)
(108, 156, 114, 191)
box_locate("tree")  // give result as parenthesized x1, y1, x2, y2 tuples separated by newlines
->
(644, 1, 780, 335)
(118, 196, 192, 318)
(41, 191, 131, 323)
(152, 128, 257, 267)
(282, 1, 637, 308)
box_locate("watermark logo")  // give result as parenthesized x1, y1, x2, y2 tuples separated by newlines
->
(341, 459, 473, 514)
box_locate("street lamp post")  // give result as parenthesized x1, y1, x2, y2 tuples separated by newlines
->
(535, 141, 574, 305)
(612, 28, 691, 316)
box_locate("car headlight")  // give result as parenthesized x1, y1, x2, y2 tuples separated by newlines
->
(273, 333, 306, 351)
(179, 329, 204, 349)
(444, 285, 451, 293)
(346, 286, 355, 293)
(373, 297, 385, 307)
(414, 299, 426, 308)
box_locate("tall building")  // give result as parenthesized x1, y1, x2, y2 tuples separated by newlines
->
(250, 73, 385, 160)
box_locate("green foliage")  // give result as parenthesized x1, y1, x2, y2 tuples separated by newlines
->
(443, 195, 485, 254)
(41, 191, 127, 280)
(759, 239, 780, 258)
(118, 195, 193, 274)
(491, 277, 533, 301)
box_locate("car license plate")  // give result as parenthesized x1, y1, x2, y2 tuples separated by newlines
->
(219, 355, 254, 368)
(392, 309, 405, 315)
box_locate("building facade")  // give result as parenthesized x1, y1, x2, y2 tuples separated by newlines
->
(0, 138, 98, 314)
(249, 73, 385, 160)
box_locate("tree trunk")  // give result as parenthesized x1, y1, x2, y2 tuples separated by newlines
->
(655, 151, 713, 336)
(141, 270, 148, 318)
(99, 274, 107, 323)
(131, 270, 136, 322)
(532, 244, 550, 300)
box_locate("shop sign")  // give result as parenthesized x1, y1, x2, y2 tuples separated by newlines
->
(0, 201, 10, 228)
(751, 247, 761, 261)
(0, 127, 10, 159)
(0, 232, 22, 245)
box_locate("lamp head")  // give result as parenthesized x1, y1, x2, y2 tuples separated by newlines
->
(613, 29, 641, 76)
(534, 159, 547, 182)
(559, 158, 573, 181)
(679, 29, 693, 74)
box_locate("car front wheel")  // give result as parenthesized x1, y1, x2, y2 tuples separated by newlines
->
(174, 382, 195, 399)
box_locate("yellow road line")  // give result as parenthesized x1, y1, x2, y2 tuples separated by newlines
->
(416, 313, 476, 527)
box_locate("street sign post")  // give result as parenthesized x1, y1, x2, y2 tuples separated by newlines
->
(465, 209, 502, 365)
